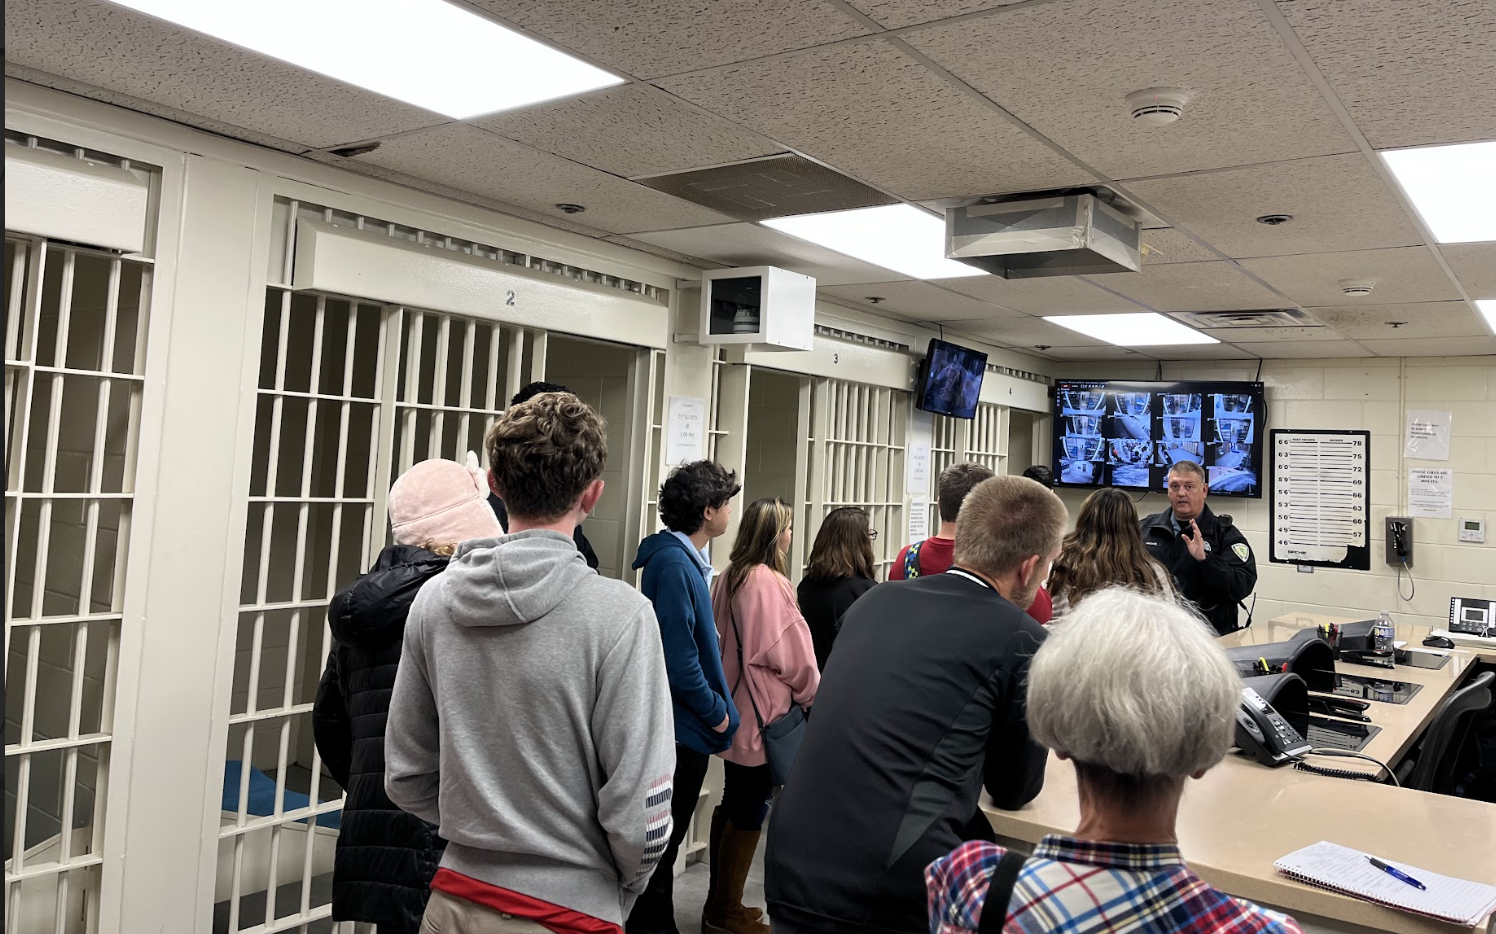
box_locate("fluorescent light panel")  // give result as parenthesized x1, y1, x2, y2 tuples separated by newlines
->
(762, 205, 986, 280)
(1476, 300, 1496, 335)
(1044, 313, 1218, 346)
(1382, 141, 1496, 243)
(108, 0, 623, 119)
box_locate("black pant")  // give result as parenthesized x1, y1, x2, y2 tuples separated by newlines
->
(721, 760, 774, 831)
(627, 744, 712, 934)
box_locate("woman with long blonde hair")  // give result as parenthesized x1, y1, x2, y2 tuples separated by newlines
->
(706, 498, 819, 934)
(1048, 487, 1176, 621)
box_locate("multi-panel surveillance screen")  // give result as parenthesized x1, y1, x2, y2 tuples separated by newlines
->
(1052, 379, 1265, 498)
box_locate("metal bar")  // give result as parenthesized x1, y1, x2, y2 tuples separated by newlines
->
(400, 310, 424, 473)
(57, 622, 90, 862)
(0, 364, 145, 382)
(3, 854, 104, 882)
(0, 612, 123, 628)
(430, 315, 451, 459)
(504, 326, 524, 407)
(457, 319, 476, 458)
(227, 703, 316, 726)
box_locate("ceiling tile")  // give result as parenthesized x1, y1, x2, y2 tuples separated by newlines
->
(820, 280, 1023, 322)
(1102, 261, 1290, 311)
(1124, 154, 1423, 258)
(939, 275, 1147, 315)
(1307, 302, 1492, 339)
(1139, 228, 1222, 265)
(843, 0, 1027, 29)
(1276, 0, 1496, 148)
(4, 0, 449, 149)
(470, 84, 779, 178)
(1441, 243, 1496, 299)
(1199, 326, 1344, 342)
(1240, 247, 1463, 306)
(1153, 343, 1259, 359)
(468, 0, 873, 79)
(627, 223, 909, 286)
(657, 39, 1093, 201)
(1042, 346, 1161, 361)
(1229, 339, 1372, 358)
(957, 316, 1111, 348)
(904, 0, 1357, 179)
(353, 124, 733, 234)
(1356, 336, 1496, 357)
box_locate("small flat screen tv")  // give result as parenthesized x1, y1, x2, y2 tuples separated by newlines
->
(916, 339, 987, 419)
(1052, 379, 1265, 498)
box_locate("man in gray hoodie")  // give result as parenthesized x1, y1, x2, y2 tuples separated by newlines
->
(386, 391, 676, 934)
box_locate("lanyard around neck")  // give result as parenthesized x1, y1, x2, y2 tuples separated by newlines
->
(946, 567, 994, 591)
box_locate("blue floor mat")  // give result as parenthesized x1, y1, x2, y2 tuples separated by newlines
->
(222, 760, 341, 829)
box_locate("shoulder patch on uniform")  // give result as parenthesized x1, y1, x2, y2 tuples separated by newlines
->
(1232, 543, 1251, 561)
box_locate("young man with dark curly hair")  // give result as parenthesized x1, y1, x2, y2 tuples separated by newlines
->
(387, 392, 675, 933)
(626, 460, 744, 934)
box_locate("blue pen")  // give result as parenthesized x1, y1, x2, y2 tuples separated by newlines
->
(1368, 856, 1427, 891)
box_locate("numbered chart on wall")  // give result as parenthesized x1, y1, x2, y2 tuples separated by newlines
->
(1269, 429, 1371, 571)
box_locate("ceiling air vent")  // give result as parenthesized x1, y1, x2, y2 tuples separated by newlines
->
(1171, 309, 1321, 329)
(634, 154, 894, 222)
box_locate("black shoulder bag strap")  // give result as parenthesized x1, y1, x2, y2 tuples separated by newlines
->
(977, 850, 1028, 934)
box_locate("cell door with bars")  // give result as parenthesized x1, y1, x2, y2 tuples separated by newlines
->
(804, 379, 908, 580)
(5, 236, 152, 934)
(923, 401, 1009, 533)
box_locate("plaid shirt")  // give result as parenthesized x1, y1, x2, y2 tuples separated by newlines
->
(927, 836, 1303, 934)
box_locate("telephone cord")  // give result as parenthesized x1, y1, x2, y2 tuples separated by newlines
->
(1396, 559, 1416, 602)
(1292, 748, 1399, 787)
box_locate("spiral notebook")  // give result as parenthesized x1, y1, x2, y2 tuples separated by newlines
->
(1275, 841, 1496, 926)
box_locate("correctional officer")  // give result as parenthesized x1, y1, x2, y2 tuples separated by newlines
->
(1140, 460, 1257, 636)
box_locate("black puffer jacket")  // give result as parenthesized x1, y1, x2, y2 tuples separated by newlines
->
(313, 545, 448, 934)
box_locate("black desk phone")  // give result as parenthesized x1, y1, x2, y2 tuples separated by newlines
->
(1449, 597, 1495, 637)
(1236, 686, 1312, 767)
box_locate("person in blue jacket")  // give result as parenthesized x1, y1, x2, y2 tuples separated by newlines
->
(628, 460, 744, 934)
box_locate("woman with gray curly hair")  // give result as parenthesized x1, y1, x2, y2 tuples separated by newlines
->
(926, 588, 1304, 934)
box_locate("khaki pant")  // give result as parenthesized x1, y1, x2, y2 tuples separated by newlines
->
(420, 889, 552, 934)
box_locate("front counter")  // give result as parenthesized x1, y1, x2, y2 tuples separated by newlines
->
(983, 611, 1496, 934)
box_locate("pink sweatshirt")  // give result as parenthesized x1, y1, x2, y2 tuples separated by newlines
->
(712, 564, 820, 767)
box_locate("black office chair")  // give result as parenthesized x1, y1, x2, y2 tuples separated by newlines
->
(1394, 671, 1494, 794)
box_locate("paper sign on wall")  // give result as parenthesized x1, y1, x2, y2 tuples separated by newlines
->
(1408, 468, 1454, 519)
(1405, 409, 1452, 461)
(666, 396, 707, 466)
(907, 498, 930, 543)
(906, 441, 931, 495)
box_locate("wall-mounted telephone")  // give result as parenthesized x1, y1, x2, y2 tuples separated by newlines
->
(1236, 687, 1312, 767)
(1384, 516, 1413, 568)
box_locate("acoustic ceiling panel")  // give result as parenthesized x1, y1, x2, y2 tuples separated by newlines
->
(634, 153, 895, 221)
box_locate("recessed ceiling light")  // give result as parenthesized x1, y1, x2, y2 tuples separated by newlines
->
(1475, 300, 1496, 336)
(1382, 140, 1496, 243)
(107, 0, 624, 119)
(1043, 313, 1218, 346)
(762, 205, 986, 280)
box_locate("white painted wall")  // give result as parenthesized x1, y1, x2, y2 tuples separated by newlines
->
(1051, 356, 1496, 631)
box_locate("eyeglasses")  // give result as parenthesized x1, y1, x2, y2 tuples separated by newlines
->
(868, 528, 879, 541)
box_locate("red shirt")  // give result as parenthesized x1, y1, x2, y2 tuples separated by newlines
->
(891, 538, 1053, 624)
(431, 869, 622, 934)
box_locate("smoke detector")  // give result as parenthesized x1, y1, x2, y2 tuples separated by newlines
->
(1339, 278, 1376, 296)
(1126, 87, 1191, 126)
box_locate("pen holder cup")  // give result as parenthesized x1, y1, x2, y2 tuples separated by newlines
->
(1227, 634, 1337, 694)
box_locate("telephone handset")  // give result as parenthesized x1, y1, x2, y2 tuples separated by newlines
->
(1235, 687, 1312, 767)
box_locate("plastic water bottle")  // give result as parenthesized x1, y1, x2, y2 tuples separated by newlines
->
(1372, 611, 1397, 666)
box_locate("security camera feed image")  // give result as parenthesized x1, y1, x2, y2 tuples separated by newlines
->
(1053, 380, 1264, 497)
(915, 338, 988, 419)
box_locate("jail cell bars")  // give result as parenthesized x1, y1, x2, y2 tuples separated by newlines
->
(5, 238, 150, 934)
(806, 380, 907, 581)
(225, 289, 388, 934)
(924, 403, 1009, 532)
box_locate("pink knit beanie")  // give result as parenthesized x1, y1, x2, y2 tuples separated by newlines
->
(388, 458, 503, 548)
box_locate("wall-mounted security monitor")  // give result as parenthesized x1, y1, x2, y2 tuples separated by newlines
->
(698, 265, 815, 352)
(915, 339, 987, 419)
(1053, 379, 1265, 497)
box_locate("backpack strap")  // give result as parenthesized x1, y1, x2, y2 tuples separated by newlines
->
(904, 539, 924, 579)
(977, 849, 1027, 934)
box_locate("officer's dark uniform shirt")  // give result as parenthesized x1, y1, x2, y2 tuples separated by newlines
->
(1140, 504, 1257, 636)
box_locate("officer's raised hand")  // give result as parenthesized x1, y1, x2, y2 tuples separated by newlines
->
(1184, 519, 1207, 561)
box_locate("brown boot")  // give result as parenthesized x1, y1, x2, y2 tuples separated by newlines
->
(701, 818, 770, 934)
(702, 807, 761, 930)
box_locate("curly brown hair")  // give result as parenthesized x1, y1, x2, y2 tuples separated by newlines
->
(485, 392, 607, 522)
(1048, 487, 1171, 607)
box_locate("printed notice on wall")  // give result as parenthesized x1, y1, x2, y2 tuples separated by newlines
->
(906, 440, 931, 495)
(1269, 429, 1371, 571)
(1405, 409, 1452, 461)
(1408, 468, 1454, 519)
(665, 396, 707, 466)
(907, 497, 930, 543)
